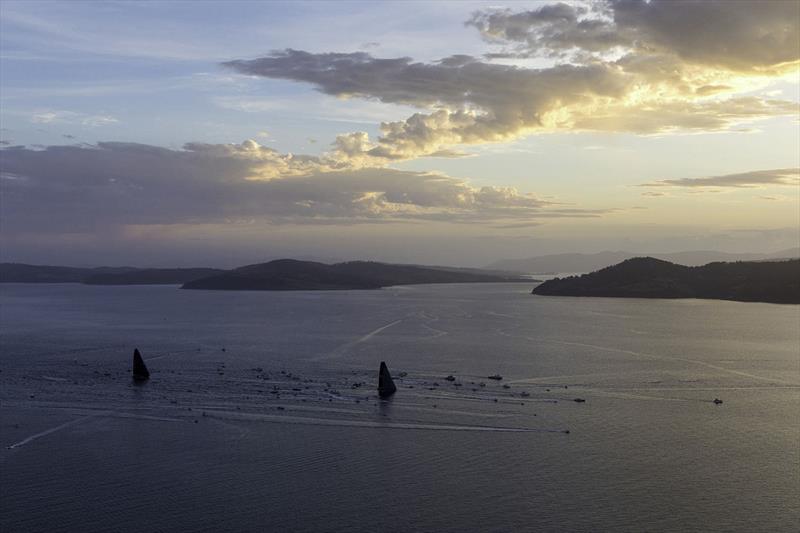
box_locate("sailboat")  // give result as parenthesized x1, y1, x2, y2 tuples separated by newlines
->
(378, 361, 396, 398)
(132, 348, 150, 381)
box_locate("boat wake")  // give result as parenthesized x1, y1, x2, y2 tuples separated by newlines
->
(201, 409, 564, 433)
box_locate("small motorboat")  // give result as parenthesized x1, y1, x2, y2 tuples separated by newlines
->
(488, 374, 503, 381)
(713, 398, 723, 405)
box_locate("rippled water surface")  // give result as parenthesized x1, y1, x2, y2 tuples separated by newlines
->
(1, 283, 798, 532)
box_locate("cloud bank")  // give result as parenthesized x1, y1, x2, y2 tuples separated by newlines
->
(0, 141, 612, 234)
(223, 1, 799, 165)
(640, 168, 800, 190)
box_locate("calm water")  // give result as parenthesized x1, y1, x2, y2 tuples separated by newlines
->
(1, 283, 798, 532)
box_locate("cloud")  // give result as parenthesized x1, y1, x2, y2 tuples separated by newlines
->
(467, 2, 628, 60)
(0, 141, 613, 234)
(224, 34, 798, 164)
(31, 111, 63, 124)
(468, 1, 799, 73)
(31, 110, 119, 127)
(640, 168, 800, 189)
(80, 115, 119, 127)
(572, 97, 798, 134)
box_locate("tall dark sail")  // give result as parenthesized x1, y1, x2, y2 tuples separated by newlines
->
(378, 361, 396, 398)
(132, 348, 150, 381)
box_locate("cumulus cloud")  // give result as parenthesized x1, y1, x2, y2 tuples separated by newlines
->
(468, 0, 799, 72)
(640, 168, 800, 189)
(224, 0, 799, 165)
(0, 141, 614, 234)
(225, 52, 797, 164)
(467, 2, 627, 60)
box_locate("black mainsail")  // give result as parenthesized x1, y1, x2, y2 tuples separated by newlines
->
(132, 348, 150, 381)
(378, 361, 397, 398)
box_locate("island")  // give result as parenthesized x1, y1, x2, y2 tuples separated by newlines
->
(182, 259, 530, 290)
(531, 257, 800, 304)
(0, 263, 134, 283)
(83, 268, 224, 285)
(486, 247, 799, 274)
(0, 263, 223, 285)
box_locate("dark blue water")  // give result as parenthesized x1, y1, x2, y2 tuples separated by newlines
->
(1, 283, 798, 532)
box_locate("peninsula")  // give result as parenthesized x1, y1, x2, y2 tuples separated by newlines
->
(531, 258, 800, 304)
(182, 259, 529, 290)
(0, 263, 224, 285)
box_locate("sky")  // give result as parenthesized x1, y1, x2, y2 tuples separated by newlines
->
(1, 0, 799, 268)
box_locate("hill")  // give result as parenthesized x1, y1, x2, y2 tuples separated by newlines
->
(531, 258, 800, 304)
(182, 259, 528, 290)
(83, 268, 225, 285)
(0, 263, 137, 283)
(0, 263, 221, 285)
(487, 248, 800, 274)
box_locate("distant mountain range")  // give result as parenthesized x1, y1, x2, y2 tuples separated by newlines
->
(0, 263, 224, 285)
(182, 259, 528, 290)
(0, 260, 529, 289)
(532, 257, 800, 304)
(486, 248, 800, 274)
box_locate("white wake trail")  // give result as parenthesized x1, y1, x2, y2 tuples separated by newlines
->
(6, 414, 97, 450)
(313, 319, 403, 361)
